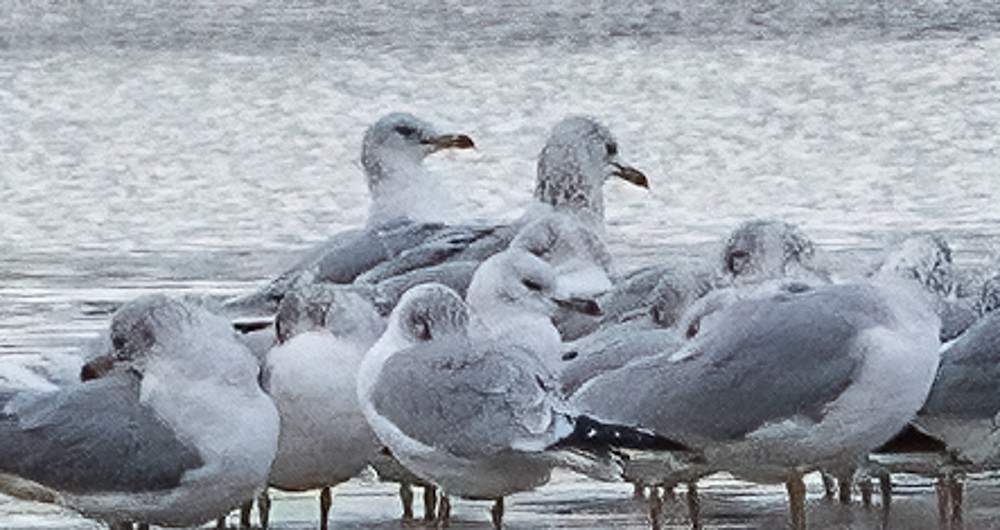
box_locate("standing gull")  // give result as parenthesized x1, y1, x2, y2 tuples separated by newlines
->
(253, 283, 386, 530)
(570, 279, 941, 529)
(354, 115, 648, 315)
(904, 274, 1000, 524)
(358, 271, 676, 526)
(0, 295, 279, 528)
(224, 112, 477, 318)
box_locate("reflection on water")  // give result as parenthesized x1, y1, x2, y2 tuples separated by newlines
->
(1, 2, 999, 528)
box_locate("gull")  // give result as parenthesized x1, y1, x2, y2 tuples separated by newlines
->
(569, 278, 941, 529)
(874, 233, 978, 341)
(0, 295, 279, 529)
(224, 112, 477, 319)
(355, 115, 648, 316)
(894, 274, 1000, 525)
(358, 262, 679, 526)
(251, 283, 386, 530)
(561, 218, 819, 342)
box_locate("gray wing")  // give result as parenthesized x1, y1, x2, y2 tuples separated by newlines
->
(356, 223, 517, 285)
(0, 371, 203, 494)
(574, 284, 871, 443)
(560, 326, 684, 396)
(369, 261, 482, 315)
(921, 312, 1000, 419)
(371, 337, 559, 459)
(222, 221, 453, 317)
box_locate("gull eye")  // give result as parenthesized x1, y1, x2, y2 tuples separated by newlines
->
(686, 319, 700, 339)
(522, 279, 544, 292)
(394, 125, 418, 138)
(605, 141, 618, 158)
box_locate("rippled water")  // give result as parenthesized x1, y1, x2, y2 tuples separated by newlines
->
(1, 2, 999, 528)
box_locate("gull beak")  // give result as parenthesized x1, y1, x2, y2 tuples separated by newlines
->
(80, 354, 116, 382)
(422, 134, 476, 153)
(611, 162, 649, 189)
(553, 296, 603, 317)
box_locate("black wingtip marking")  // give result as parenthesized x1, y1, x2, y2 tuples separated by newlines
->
(551, 415, 695, 454)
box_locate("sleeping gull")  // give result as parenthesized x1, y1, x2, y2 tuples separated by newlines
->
(559, 218, 819, 342)
(0, 294, 279, 528)
(251, 283, 386, 530)
(224, 112, 477, 318)
(569, 278, 941, 529)
(358, 277, 680, 526)
(874, 233, 978, 341)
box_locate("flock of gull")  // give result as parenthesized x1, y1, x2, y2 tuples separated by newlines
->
(1, 112, 998, 530)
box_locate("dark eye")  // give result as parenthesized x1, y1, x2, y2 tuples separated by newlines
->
(726, 249, 749, 274)
(112, 335, 126, 351)
(686, 319, 700, 339)
(522, 279, 544, 292)
(605, 142, 618, 157)
(410, 314, 432, 341)
(394, 125, 418, 138)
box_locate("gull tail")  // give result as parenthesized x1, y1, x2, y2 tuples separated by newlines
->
(550, 415, 695, 453)
(546, 415, 703, 481)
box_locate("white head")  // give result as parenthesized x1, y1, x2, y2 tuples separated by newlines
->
(466, 247, 601, 328)
(385, 283, 470, 348)
(533, 116, 648, 223)
(360, 112, 475, 226)
(99, 294, 255, 380)
(275, 284, 385, 346)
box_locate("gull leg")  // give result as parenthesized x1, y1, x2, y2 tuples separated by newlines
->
(786, 473, 807, 530)
(137, 524, 149, 530)
(662, 483, 676, 501)
(879, 471, 892, 508)
(648, 485, 663, 530)
(320, 486, 332, 530)
(424, 484, 438, 521)
(239, 498, 253, 529)
(438, 494, 452, 527)
(633, 482, 646, 499)
(860, 477, 874, 507)
(837, 472, 853, 505)
(936, 475, 950, 527)
(399, 482, 414, 520)
(948, 474, 963, 528)
(687, 481, 703, 530)
(822, 472, 837, 500)
(490, 497, 505, 528)
(258, 490, 272, 530)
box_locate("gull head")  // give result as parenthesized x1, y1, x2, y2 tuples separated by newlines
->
(467, 247, 602, 323)
(361, 112, 475, 192)
(275, 284, 384, 345)
(978, 274, 1000, 316)
(721, 219, 815, 282)
(877, 234, 959, 297)
(534, 116, 648, 221)
(388, 283, 470, 346)
(108, 294, 201, 364)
